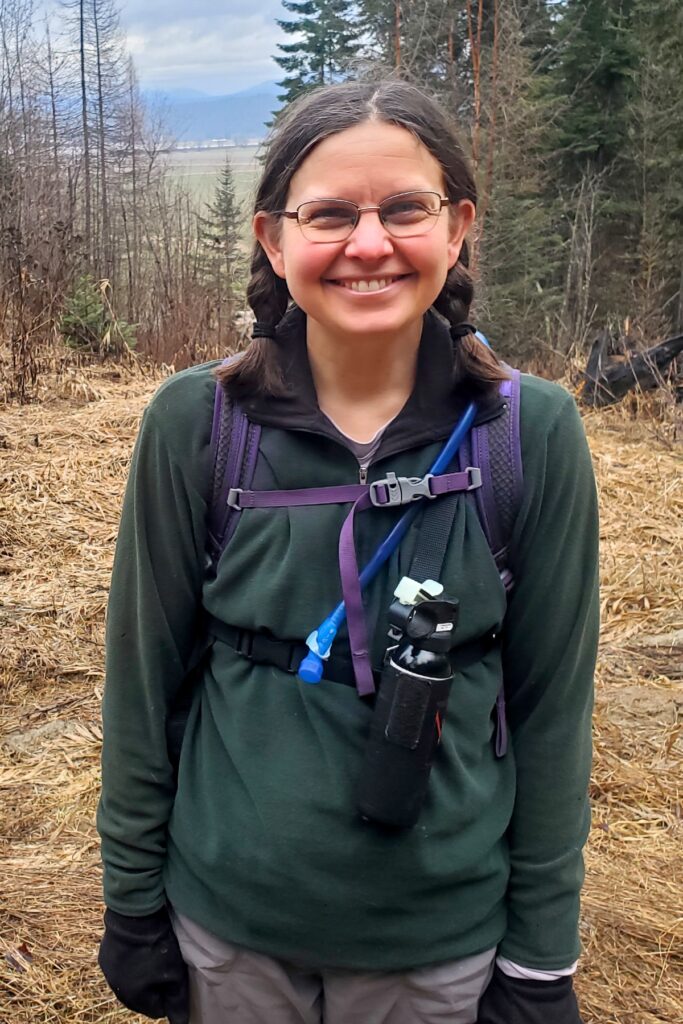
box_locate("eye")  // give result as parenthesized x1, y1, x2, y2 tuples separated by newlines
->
(299, 202, 356, 229)
(382, 196, 434, 224)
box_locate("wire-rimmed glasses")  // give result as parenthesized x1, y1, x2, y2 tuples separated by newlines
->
(274, 191, 450, 243)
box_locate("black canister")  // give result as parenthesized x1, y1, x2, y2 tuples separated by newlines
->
(356, 583, 459, 828)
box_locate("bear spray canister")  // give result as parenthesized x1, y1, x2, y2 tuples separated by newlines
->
(356, 578, 459, 829)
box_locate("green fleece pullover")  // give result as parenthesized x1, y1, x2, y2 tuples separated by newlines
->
(98, 313, 599, 972)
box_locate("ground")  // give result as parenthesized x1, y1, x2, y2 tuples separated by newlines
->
(0, 363, 681, 1023)
(164, 145, 260, 214)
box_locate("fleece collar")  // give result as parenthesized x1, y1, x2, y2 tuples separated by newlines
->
(240, 307, 505, 462)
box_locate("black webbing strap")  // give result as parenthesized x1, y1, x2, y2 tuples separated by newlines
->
(407, 453, 509, 758)
(408, 492, 460, 584)
(206, 617, 498, 689)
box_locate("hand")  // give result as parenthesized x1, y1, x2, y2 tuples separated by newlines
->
(98, 906, 190, 1024)
(477, 966, 583, 1024)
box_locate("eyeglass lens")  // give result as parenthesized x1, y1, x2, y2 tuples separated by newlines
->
(296, 192, 443, 241)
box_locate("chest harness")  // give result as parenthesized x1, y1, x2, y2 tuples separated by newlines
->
(203, 362, 523, 760)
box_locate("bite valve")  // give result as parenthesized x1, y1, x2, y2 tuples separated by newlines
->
(297, 616, 339, 684)
(298, 651, 325, 684)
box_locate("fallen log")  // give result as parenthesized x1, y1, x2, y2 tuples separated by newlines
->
(581, 331, 683, 406)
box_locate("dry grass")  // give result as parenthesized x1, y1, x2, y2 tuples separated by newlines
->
(0, 366, 681, 1023)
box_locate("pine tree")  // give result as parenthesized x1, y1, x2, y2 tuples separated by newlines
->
(198, 156, 244, 334)
(358, 1, 471, 108)
(630, 0, 683, 332)
(540, 0, 640, 334)
(275, 0, 360, 106)
(477, 2, 563, 360)
(547, 0, 637, 177)
(201, 156, 243, 272)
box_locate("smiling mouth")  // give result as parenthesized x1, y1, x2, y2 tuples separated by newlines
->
(328, 275, 410, 293)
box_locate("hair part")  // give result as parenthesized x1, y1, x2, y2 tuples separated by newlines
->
(218, 78, 508, 400)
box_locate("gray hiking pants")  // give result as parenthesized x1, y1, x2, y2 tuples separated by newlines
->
(172, 911, 495, 1024)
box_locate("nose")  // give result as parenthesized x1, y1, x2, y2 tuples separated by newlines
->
(343, 209, 395, 260)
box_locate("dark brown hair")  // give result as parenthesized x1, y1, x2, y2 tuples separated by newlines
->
(218, 78, 508, 398)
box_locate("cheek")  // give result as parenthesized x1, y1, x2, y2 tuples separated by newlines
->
(282, 241, 332, 285)
(405, 231, 450, 267)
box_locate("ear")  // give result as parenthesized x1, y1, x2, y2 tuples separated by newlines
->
(253, 211, 287, 279)
(446, 200, 476, 269)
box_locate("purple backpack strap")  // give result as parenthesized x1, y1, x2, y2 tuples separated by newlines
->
(460, 369, 523, 591)
(458, 369, 523, 758)
(207, 360, 261, 566)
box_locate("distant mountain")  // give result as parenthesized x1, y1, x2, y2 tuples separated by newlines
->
(143, 87, 210, 103)
(143, 84, 280, 144)
(231, 81, 280, 99)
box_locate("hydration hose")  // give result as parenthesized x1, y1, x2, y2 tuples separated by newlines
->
(297, 330, 490, 685)
(298, 400, 478, 682)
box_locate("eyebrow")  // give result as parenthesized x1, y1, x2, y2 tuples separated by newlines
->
(296, 188, 439, 203)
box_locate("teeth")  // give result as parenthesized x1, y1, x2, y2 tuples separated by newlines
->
(347, 278, 393, 292)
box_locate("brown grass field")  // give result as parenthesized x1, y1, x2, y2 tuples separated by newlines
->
(0, 361, 681, 1022)
(164, 145, 261, 209)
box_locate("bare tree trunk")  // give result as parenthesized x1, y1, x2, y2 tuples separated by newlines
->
(13, 1, 32, 160)
(44, 20, 60, 174)
(125, 58, 139, 321)
(93, 0, 110, 278)
(465, 0, 484, 171)
(79, 0, 92, 260)
(561, 171, 602, 353)
(394, 0, 401, 69)
(478, 0, 498, 238)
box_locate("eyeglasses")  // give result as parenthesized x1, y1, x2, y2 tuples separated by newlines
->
(274, 191, 450, 243)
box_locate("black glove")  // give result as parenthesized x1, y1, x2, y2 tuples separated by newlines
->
(477, 965, 583, 1024)
(98, 906, 190, 1024)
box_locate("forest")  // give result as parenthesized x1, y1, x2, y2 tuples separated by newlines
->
(1, 0, 683, 399)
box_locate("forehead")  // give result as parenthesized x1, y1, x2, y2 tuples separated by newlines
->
(287, 121, 446, 203)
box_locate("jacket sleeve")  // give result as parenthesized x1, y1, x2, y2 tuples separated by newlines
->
(498, 387, 599, 969)
(97, 392, 211, 915)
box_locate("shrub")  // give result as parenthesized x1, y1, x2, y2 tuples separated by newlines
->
(59, 276, 136, 356)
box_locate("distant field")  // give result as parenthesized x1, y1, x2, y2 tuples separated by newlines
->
(164, 145, 262, 212)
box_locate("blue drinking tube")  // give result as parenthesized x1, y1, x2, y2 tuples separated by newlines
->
(298, 400, 478, 682)
(298, 329, 490, 684)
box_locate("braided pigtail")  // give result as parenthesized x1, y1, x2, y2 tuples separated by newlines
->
(216, 243, 291, 398)
(433, 244, 509, 398)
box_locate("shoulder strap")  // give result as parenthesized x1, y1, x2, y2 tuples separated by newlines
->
(457, 369, 523, 590)
(207, 361, 261, 567)
(207, 362, 523, 582)
(411, 369, 523, 591)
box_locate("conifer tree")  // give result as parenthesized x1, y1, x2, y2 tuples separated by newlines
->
(200, 156, 242, 273)
(358, 1, 470, 107)
(630, 0, 683, 331)
(477, 1, 562, 359)
(198, 156, 244, 332)
(547, 0, 637, 178)
(541, 0, 639, 333)
(275, 0, 359, 106)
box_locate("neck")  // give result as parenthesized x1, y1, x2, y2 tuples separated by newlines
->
(306, 318, 422, 433)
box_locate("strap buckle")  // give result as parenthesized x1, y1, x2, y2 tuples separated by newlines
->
(369, 472, 435, 507)
(227, 487, 243, 510)
(235, 629, 303, 673)
(466, 467, 482, 490)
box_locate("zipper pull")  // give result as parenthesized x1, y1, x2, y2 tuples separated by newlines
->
(359, 465, 368, 485)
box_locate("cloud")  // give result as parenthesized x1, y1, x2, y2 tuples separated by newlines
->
(123, 0, 284, 29)
(119, 0, 288, 92)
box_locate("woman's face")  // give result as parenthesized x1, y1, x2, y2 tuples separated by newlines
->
(254, 121, 475, 348)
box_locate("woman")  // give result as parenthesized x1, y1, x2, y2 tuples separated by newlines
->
(98, 79, 598, 1024)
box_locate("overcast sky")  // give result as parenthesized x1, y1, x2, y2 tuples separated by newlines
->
(49, 0, 288, 95)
